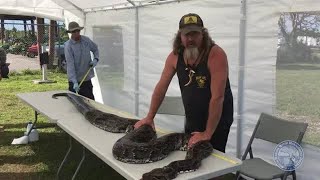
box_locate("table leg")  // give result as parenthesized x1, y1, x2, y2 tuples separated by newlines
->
(72, 145, 86, 180)
(26, 111, 56, 136)
(26, 111, 39, 136)
(56, 135, 73, 180)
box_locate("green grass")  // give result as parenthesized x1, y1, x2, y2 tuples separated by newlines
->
(0, 70, 125, 180)
(276, 63, 320, 146)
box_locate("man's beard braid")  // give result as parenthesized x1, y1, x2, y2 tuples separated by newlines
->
(184, 47, 199, 62)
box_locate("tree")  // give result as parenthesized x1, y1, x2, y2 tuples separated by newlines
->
(277, 12, 320, 64)
(278, 12, 320, 48)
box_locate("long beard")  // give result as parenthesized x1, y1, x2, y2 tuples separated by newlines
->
(184, 47, 199, 62)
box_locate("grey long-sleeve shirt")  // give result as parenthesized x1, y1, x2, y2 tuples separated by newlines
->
(64, 35, 99, 83)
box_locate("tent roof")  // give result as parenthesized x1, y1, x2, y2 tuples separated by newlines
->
(68, 0, 181, 12)
(0, 0, 82, 21)
(0, 0, 182, 21)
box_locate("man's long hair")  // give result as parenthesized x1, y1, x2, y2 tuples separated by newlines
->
(172, 28, 215, 57)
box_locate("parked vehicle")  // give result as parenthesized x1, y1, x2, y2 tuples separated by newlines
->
(46, 44, 66, 71)
(27, 43, 39, 58)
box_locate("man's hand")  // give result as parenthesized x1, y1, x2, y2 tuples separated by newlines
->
(134, 117, 155, 130)
(188, 131, 211, 148)
(73, 82, 80, 93)
(89, 58, 98, 67)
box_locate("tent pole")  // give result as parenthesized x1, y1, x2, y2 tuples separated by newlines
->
(126, 0, 140, 117)
(237, 0, 247, 159)
(126, 0, 135, 5)
(132, 4, 140, 117)
(63, 0, 84, 12)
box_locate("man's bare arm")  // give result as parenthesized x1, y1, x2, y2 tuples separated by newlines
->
(205, 45, 228, 137)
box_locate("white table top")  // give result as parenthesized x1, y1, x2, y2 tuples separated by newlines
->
(17, 90, 242, 180)
(17, 90, 73, 123)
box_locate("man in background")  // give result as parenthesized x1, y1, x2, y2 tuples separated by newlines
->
(64, 21, 99, 100)
(0, 47, 10, 81)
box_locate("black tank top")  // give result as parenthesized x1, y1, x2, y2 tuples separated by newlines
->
(176, 46, 233, 133)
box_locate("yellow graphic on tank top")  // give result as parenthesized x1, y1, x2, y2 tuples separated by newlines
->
(196, 76, 206, 88)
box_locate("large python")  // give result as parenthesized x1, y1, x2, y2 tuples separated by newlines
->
(52, 92, 213, 179)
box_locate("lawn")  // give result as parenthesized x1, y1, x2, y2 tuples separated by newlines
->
(276, 63, 320, 146)
(0, 70, 125, 180)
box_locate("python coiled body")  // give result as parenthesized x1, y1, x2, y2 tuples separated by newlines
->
(52, 92, 212, 180)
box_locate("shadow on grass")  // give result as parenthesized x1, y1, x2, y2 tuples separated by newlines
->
(0, 172, 53, 180)
(0, 129, 125, 180)
(277, 64, 320, 70)
(0, 122, 57, 129)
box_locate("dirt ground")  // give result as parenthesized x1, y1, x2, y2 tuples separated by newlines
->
(6, 53, 40, 72)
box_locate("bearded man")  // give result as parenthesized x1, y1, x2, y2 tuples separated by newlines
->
(134, 13, 234, 152)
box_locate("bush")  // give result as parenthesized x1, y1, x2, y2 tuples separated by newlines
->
(277, 42, 314, 64)
(0, 43, 10, 51)
(20, 69, 42, 75)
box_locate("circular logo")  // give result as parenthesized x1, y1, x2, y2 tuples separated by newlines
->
(273, 140, 304, 171)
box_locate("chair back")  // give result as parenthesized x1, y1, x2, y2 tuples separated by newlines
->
(254, 113, 308, 144)
(157, 96, 185, 116)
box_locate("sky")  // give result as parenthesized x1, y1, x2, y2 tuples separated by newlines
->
(2, 19, 65, 31)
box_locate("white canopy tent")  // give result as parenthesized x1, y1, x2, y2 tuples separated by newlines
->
(0, 0, 83, 21)
(1, 0, 319, 179)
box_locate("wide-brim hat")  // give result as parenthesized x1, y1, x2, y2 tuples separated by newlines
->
(66, 21, 84, 33)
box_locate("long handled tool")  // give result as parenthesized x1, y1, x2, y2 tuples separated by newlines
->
(76, 66, 93, 94)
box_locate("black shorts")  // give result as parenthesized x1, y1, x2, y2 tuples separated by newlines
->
(185, 95, 234, 153)
(209, 117, 233, 153)
(211, 95, 233, 152)
(68, 80, 95, 100)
